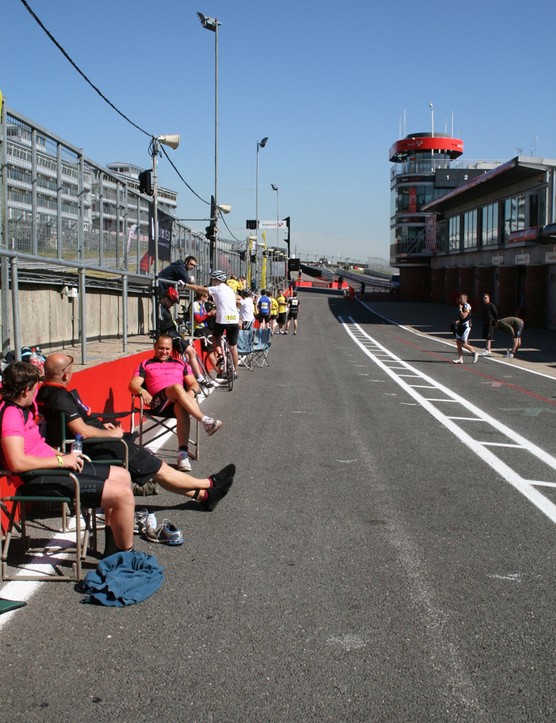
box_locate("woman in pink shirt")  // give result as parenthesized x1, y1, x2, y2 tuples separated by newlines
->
(0, 362, 134, 555)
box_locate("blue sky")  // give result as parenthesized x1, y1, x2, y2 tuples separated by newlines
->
(2, 0, 556, 264)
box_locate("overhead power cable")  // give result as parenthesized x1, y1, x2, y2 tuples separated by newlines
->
(19, 0, 151, 138)
(18, 0, 211, 209)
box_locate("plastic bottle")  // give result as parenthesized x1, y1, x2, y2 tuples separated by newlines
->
(29, 347, 40, 368)
(71, 434, 83, 455)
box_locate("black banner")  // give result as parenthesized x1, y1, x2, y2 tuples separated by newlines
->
(148, 204, 173, 261)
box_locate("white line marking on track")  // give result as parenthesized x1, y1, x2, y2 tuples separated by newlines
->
(339, 316, 556, 527)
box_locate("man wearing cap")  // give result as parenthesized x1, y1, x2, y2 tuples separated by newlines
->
(185, 271, 240, 377)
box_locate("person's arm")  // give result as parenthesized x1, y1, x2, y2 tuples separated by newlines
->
(1, 434, 83, 473)
(459, 304, 470, 320)
(67, 417, 123, 440)
(129, 374, 152, 405)
(185, 282, 209, 295)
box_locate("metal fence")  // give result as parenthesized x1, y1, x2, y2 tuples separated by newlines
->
(0, 105, 281, 362)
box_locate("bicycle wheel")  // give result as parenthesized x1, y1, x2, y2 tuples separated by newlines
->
(225, 347, 234, 391)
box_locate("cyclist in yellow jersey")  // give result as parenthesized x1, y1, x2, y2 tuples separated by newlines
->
(276, 290, 288, 334)
(226, 274, 240, 294)
(269, 294, 279, 334)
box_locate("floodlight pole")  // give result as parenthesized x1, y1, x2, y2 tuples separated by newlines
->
(197, 12, 220, 273)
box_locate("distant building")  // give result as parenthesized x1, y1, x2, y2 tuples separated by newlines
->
(389, 130, 556, 329)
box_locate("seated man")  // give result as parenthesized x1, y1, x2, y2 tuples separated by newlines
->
(129, 335, 223, 470)
(157, 286, 213, 390)
(1, 361, 134, 557)
(37, 352, 233, 510)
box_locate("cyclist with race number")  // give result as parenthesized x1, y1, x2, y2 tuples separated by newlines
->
(185, 270, 240, 379)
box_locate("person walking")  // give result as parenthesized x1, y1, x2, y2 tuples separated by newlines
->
(480, 292, 498, 356)
(284, 291, 300, 335)
(452, 293, 479, 364)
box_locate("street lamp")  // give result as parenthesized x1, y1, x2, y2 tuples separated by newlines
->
(197, 11, 220, 272)
(254, 136, 268, 289)
(271, 183, 279, 247)
(149, 133, 180, 330)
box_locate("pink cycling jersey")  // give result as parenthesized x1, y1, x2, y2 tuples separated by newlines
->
(134, 357, 188, 395)
(0, 401, 56, 465)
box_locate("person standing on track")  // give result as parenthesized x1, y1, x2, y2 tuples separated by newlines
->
(452, 293, 479, 364)
(480, 292, 498, 357)
(284, 291, 300, 335)
(184, 270, 240, 377)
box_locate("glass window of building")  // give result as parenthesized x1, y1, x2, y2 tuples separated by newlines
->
(481, 203, 498, 247)
(463, 209, 478, 249)
(448, 215, 460, 252)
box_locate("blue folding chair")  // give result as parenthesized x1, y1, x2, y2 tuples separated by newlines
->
(237, 329, 255, 371)
(251, 329, 272, 368)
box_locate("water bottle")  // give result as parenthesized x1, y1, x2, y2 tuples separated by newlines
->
(29, 347, 40, 368)
(71, 434, 83, 455)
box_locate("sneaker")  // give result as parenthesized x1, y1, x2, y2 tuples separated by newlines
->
(293, 331, 297, 335)
(505, 350, 514, 358)
(203, 464, 236, 511)
(145, 519, 184, 545)
(65, 509, 105, 532)
(134, 509, 157, 535)
(233, 372, 238, 380)
(480, 350, 491, 357)
(473, 352, 479, 363)
(452, 358, 463, 364)
(200, 377, 215, 389)
(202, 418, 223, 436)
(177, 450, 192, 471)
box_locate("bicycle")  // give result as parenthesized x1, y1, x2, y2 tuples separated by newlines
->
(215, 333, 234, 392)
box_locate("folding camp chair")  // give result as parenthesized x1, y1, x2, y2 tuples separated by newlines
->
(251, 328, 272, 368)
(237, 329, 255, 371)
(1, 470, 92, 581)
(130, 393, 200, 461)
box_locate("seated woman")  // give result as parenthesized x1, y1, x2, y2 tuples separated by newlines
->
(0, 361, 134, 557)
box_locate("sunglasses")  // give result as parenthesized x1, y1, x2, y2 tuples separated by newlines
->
(61, 355, 74, 373)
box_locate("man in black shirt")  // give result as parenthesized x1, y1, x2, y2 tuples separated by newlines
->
(480, 292, 499, 357)
(158, 255, 198, 290)
(36, 353, 234, 510)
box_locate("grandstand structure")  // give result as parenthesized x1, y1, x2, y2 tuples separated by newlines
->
(0, 106, 255, 361)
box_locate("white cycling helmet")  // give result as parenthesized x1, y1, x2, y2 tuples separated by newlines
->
(210, 270, 227, 282)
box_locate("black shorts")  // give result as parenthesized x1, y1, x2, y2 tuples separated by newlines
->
(171, 336, 191, 354)
(287, 312, 298, 320)
(482, 322, 495, 341)
(278, 312, 287, 325)
(149, 389, 175, 416)
(20, 460, 109, 507)
(257, 313, 270, 324)
(84, 434, 163, 488)
(194, 328, 215, 351)
(212, 322, 239, 347)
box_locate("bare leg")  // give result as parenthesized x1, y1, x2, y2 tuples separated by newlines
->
(173, 402, 191, 449)
(165, 383, 204, 422)
(154, 461, 211, 496)
(230, 344, 238, 371)
(100, 466, 135, 550)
